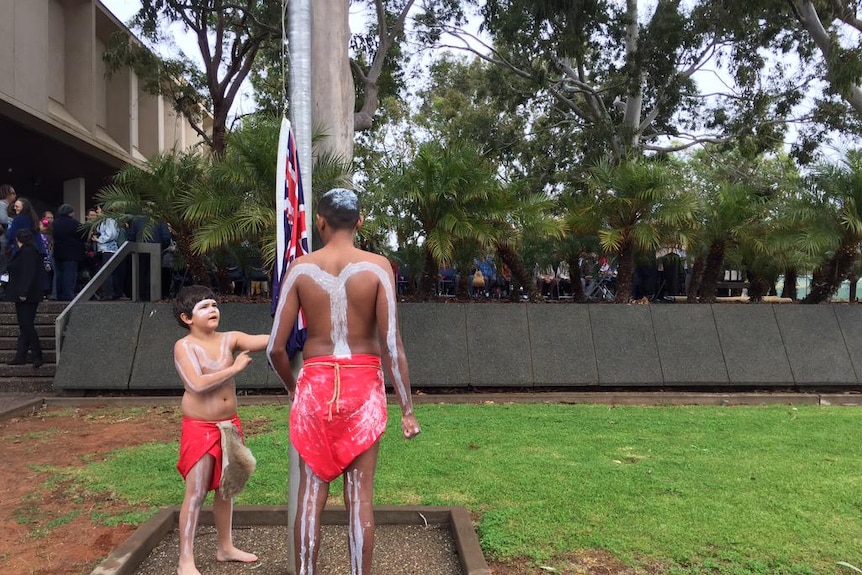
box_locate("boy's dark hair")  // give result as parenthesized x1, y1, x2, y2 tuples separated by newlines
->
(317, 188, 360, 231)
(173, 285, 216, 329)
(15, 228, 34, 246)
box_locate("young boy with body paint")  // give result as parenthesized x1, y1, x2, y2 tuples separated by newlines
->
(172, 285, 269, 575)
(268, 188, 421, 575)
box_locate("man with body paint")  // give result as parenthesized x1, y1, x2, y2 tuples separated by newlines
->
(172, 285, 270, 575)
(268, 188, 421, 575)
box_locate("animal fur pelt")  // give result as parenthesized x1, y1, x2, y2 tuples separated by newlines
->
(217, 420, 256, 500)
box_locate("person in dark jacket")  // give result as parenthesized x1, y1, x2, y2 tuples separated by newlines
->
(52, 204, 85, 301)
(5, 197, 40, 256)
(6, 229, 44, 367)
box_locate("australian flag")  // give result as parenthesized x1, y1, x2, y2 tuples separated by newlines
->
(272, 118, 309, 359)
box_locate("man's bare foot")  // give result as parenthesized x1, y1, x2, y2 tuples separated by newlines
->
(177, 559, 202, 575)
(216, 546, 259, 563)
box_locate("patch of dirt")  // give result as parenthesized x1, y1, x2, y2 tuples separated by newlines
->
(0, 404, 656, 575)
(0, 405, 180, 575)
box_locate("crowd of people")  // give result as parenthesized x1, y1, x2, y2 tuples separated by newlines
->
(0, 185, 198, 307)
(0, 187, 129, 304)
(428, 251, 619, 301)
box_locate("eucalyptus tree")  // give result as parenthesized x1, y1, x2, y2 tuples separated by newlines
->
(762, 0, 862, 158)
(460, 0, 810, 165)
(104, 0, 281, 158)
(582, 157, 697, 302)
(251, 0, 468, 160)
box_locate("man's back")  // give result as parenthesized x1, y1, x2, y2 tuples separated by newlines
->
(287, 245, 394, 360)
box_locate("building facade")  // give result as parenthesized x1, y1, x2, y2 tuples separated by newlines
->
(0, 0, 206, 216)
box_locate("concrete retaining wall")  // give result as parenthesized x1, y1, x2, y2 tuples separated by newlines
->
(54, 302, 862, 391)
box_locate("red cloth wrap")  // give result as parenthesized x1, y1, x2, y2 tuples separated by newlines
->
(291, 354, 387, 482)
(177, 413, 243, 492)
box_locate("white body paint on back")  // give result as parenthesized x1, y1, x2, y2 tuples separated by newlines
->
(268, 262, 408, 399)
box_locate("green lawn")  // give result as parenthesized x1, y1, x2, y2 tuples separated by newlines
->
(76, 403, 862, 574)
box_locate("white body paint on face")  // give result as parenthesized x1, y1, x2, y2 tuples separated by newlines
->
(268, 262, 408, 399)
(192, 299, 218, 318)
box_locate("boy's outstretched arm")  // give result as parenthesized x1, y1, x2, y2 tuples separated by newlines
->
(375, 262, 421, 440)
(233, 332, 270, 353)
(174, 339, 252, 393)
(267, 268, 301, 393)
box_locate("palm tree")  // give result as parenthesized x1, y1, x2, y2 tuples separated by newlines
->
(379, 140, 503, 298)
(798, 151, 862, 303)
(491, 180, 564, 302)
(684, 148, 803, 303)
(96, 150, 212, 283)
(691, 182, 767, 303)
(186, 116, 352, 272)
(584, 158, 696, 303)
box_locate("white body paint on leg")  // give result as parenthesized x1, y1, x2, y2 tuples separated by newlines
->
(298, 462, 324, 575)
(346, 468, 365, 575)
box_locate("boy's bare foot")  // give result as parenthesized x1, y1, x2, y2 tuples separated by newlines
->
(177, 559, 202, 575)
(216, 546, 259, 563)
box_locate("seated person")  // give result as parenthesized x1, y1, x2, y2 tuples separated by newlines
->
(474, 255, 497, 297)
(556, 261, 572, 297)
(534, 263, 556, 298)
(438, 265, 459, 295)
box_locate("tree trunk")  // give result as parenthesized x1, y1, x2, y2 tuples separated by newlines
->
(803, 238, 858, 303)
(174, 230, 208, 285)
(211, 106, 228, 159)
(612, 240, 635, 303)
(850, 273, 859, 302)
(313, 0, 355, 161)
(697, 241, 726, 304)
(496, 242, 539, 302)
(567, 254, 586, 302)
(781, 268, 798, 300)
(747, 273, 769, 302)
(686, 254, 705, 303)
(418, 248, 437, 299)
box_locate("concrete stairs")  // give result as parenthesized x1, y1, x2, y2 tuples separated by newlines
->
(0, 300, 62, 393)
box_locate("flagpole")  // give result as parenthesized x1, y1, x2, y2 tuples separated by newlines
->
(287, 1, 312, 573)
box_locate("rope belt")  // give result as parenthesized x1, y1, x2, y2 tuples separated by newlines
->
(303, 361, 377, 421)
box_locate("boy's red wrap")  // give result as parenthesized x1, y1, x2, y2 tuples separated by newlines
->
(291, 354, 387, 482)
(177, 413, 243, 491)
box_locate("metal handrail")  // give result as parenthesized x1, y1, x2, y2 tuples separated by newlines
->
(54, 241, 161, 365)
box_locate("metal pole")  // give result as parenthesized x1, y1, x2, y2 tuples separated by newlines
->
(287, 1, 312, 572)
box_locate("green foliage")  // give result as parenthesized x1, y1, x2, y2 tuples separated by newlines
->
(581, 157, 696, 300)
(369, 139, 503, 293)
(72, 403, 862, 574)
(96, 150, 213, 282)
